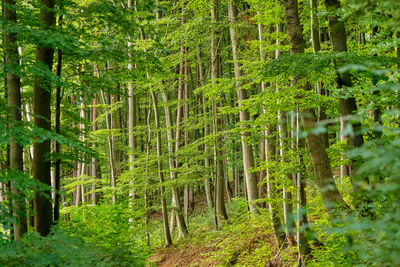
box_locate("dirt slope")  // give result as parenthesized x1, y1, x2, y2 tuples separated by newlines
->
(148, 244, 220, 267)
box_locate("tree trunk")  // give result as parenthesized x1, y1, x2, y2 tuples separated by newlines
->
(183, 43, 191, 224)
(296, 110, 312, 263)
(340, 116, 350, 178)
(211, 0, 228, 229)
(228, 0, 259, 214)
(79, 97, 86, 205)
(310, 0, 329, 149)
(161, 90, 188, 237)
(54, 13, 63, 221)
(278, 109, 296, 247)
(172, 53, 187, 233)
(5, 0, 27, 239)
(151, 90, 173, 246)
(198, 49, 214, 208)
(324, 0, 365, 188)
(91, 96, 98, 205)
(95, 63, 116, 204)
(33, 0, 56, 236)
(128, 0, 137, 206)
(283, 0, 348, 214)
(257, 18, 285, 242)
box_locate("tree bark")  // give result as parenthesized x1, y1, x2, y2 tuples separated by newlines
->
(211, 0, 228, 228)
(95, 63, 116, 204)
(161, 90, 189, 237)
(33, 0, 56, 236)
(283, 0, 348, 215)
(198, 49, 214, 209)
(278, 110, 296, 247)
(295, 110, 312, 263)
(228, 0, 259, 214)
(128, 0, 137, 206)
(151, 90, 173, 246)
(310, 0, 329, 149)
(324, 0, 364, 187)
(5, 0, 27, 239)
(54, 13, 63, 221)
(91, 96, 98, 205)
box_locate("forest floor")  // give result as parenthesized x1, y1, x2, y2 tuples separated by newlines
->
(147, 198, 295, 267)
(147, 243, 219, 266)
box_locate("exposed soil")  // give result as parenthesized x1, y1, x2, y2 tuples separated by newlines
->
(147, 243, 220, 267)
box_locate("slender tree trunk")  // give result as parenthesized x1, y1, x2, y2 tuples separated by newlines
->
(211, 0, 228, 228)
(172, 55, 187, 233)
(224, 155, 233, 201)
(151, 90, 173, 246)
(128, 0, 137, 206)
(95, 64, 116, 204)
(144, 109, 152, 247)
(54, 14, 63, 222)
(91, 96, 98, 205)
(5, 0, 27, 239)
(151, 4, 172, 240)
(266, 126, 286, 245)
(296, 109, 311, 264)
(340, 117, 350, 178)
(203, 95, 214, 209)
(275, 23, 294, 247)
(310, 0, 329, 149)
(257, 19, 267, 203)
(310, 0, 320, 53)
(257, 17, 285, 243)
(228, 0, 259, 214)
(79, 98, 86, 205)
(161, 90, 188, 237)
(277, 107, 296, 247)
(198, 49, 214, 208)
(33, 0, 56, 236)
(183, 52, 191, 224)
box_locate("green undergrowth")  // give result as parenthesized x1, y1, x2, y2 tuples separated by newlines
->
(149, 198, 298, 266)
(0, 230, 117, 267)
(60, 202, 150, 266)
(149, 195, 375, 266)
(0, 202, 150, 267)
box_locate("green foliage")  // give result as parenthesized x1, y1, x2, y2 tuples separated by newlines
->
(0, 231, 116, 267)
(60, 203, 149, 266)
(209, 199, 281, 266)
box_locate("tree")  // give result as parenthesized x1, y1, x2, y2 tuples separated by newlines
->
(227, 0, 259, 214)
(324, 0, 364, 186)
(281, 0, 348, 214)
(5, 0, 27, 239)
(33, 0, 56, 236)
(211, 0, 228, 228)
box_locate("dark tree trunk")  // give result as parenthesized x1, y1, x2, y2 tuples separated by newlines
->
(54, 14, 63, 223)
(324, 0, 365, 188)
(33, 0, 56, 236)
(283, 0, 348, 215)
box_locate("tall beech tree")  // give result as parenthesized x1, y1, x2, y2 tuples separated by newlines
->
(5, 0, 27, 239)
(228, 0, 259, 214)
(211, 0, 228, 228)
(324, 0, 364, 185)
(32, 0, 56, 236)
(281, 0, 348, 214)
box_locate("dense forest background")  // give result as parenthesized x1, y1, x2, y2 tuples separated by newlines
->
(0, 0, 400, 266)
